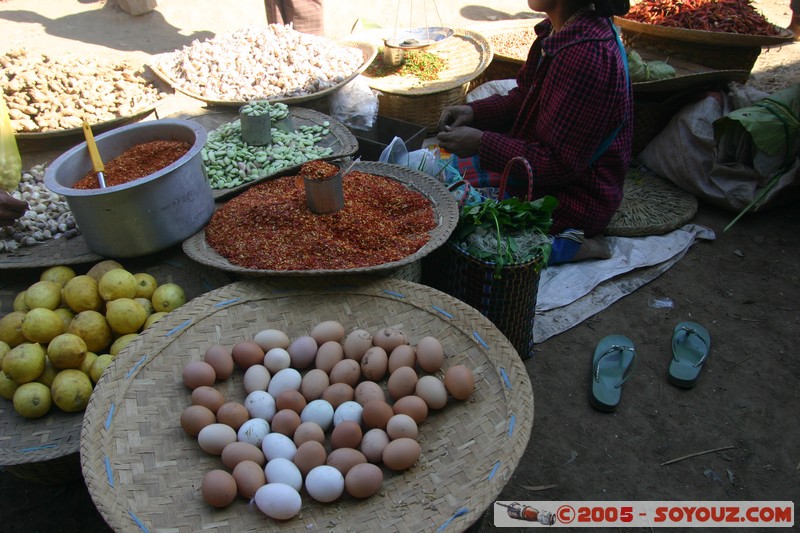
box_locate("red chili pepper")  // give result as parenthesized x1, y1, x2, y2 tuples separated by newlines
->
(625, 0, 780, 36)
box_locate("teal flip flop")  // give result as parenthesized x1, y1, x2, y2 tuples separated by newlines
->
(590, 335, 637, 412)
(669, 322, 711, 388)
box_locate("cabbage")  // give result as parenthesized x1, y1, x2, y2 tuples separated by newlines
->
(644, 60, 676, 81)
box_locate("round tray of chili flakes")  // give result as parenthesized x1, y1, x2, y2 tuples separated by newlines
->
(182, 160, 458, 276)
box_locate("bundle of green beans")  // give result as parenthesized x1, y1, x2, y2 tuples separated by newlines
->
(202, 110, 333, 189)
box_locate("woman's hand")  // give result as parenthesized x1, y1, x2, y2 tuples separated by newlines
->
(0, 191, 27, 227)
(437, 105, 474, 131)
(436, 125, 482, 158)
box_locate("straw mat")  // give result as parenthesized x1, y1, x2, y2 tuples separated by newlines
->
(182, 161, 458, 277)
(0, 233, 103, 270)
(80, 277, 533, 533)
(0, 253, 231, 484)
(605, 166, 698, 237)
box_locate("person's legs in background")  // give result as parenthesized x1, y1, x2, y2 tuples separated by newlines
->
(264, 0, 324, 35)
(788, 0, 800, 39)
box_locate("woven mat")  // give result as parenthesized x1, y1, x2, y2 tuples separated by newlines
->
(149, 41, 377, 107)
(182, 160, 458, 276)
(605, 166, 698, 237)
(0, 251, 231, 472)
(81, 277, 533, 533)
(0, 234, 103, 270)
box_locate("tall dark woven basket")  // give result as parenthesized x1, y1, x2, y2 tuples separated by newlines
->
(422, 156, 543, 360)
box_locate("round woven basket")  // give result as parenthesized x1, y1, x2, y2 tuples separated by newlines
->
(0, 233, 103, 270)
(80, 277, 533, 533)
(181, 160, 458, 277)
(0, 252, 231, 484)
(362, 29, 493, 134)
(604, 165, 699, 237)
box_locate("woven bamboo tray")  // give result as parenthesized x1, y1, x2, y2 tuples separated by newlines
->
(361, 29, 493, 134)
(149, 41, 377, 108)
(182, 161, 458, 277)
(0, 253, 232, 484)
(80, 277, 533, 533)
(0, 233, 103, 270)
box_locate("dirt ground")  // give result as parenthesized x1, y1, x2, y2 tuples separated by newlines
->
(1, 1, 798, 532)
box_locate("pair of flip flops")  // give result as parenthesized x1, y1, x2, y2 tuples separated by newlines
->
(589, 322, 711, 411)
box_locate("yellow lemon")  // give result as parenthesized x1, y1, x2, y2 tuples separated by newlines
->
(98, 269, 137, 302)
(2, 342, 46, 384)
(51, 369, 93, 412)
(133, 272, 158, 299)
(21, 308, 64, 344)
(0, 371, 20, 400)
(105, 298, 147, 335)
(80, 352, 98, 376)
(47, 332, 88, 369)
(13, 382, 52, 419)
(0, 340, 10, 366)
(151, 283, 186, 313)
(68, 310, 113, 354)
(62, 275, 102, 313)
(110, 333, 139, 357)
(90, 354, 114, 383)
(36, 359, 59, 387)
(54, 307, 75, 331)
(40, 265, 76, 287)
(0, 311, 27, 347)
(86, 259, 124, 283)
(13, 291, 30, 312)
(134, 297, 154, 317)
(144, 311, 168, 329)
(24, 280, 62, 310)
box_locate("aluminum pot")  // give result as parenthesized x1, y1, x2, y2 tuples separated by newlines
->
(45, 119, 214, 258)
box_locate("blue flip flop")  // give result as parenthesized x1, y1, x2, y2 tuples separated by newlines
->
(590, 335, 637, 412)
(669, 322, 711, 388)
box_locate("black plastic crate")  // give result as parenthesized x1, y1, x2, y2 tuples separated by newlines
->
(348, 115, 427, 161)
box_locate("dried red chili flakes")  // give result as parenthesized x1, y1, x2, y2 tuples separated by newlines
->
(72, 140, 191, 189)
(205, 171, 436, 271)
(301, 160, 340, 180)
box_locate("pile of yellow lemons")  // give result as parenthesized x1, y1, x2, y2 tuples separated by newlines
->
(0, 260, 187, 419)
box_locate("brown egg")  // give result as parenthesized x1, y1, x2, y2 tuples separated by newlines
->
(231, 341, 265, 370)
(276, 389, 307, 414)
(388, 344, 416, 373)
(360, 346, 388, 381)
(386, 414, 418, 440)
(221, 441, 266, 469)
(415, 336, 445, 373)
(331, 420, 363, 449)
(444, 365, 475, 400)
(310, 320, 345, 345)
(315, 340, 344, 373)
(382, 438, 421, 471)
(202, 469, 238, 508)
(359, 428, 389, 463)
(354, 381, 386, 406)
(329, 359, 361, 387)
(271, 408, 301, 437)
(191, 386, 225, 414)
(345, 463, 383, 499)
(293, 421, 326, 447)
(372, 327, 408, 353)
(321, 382, 354, 409)
(300, 368, 330, 401)
(216, 401, 250, 431)
(180, 404, 216, 437)
(415, 375, 448, 410)
(203, 344, 234, 380)
(232, 460, 266, 499)
(361, 400, 394, 430)
(181, 361, 216, 389)
(342, 329, 373, 361)
(387, 366, 418, 401)
(293, 440, 327, 476)
(392, 395, 428, 424)
(326, 447, 367, 476)
(287, 335, 318, 369)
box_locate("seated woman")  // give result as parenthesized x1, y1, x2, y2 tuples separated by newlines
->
(437, 0, 633, 263)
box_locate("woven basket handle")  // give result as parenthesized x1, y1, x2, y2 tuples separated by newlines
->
(497, 156, 534, 201)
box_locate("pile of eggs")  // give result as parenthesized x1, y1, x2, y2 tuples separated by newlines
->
(180, 320, 475, 521)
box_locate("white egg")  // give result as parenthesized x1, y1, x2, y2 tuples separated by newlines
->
(254, 329, 291, 351)
(333, 400, 363, 427)
(268, 368, 303, 398)
(264, 348, 292, 373)
(300, 399, 334, 432)
(264, 457, 303, 492)
(245, 390, 276, 422)
(237, 418, 270, 447)
(197, 423, 237, 455)
(262, 432, 297, 461)
(305, 465, 344, 502)
(243, 364, 271, 393)
(254, 483, 301, 520)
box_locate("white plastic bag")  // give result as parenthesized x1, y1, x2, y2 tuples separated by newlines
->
(330, 75, 379, 130)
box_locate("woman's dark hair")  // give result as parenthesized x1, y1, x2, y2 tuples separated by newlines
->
(594, 0, 630, 17)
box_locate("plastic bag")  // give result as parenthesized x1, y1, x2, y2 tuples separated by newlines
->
(330, 75, 379, 131)
(0, 96, 22, 192)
